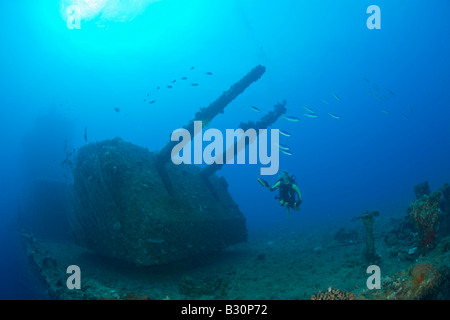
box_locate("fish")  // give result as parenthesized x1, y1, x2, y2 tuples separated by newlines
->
(304, 113, 318, 118)
(167, 85, 173, 89)
(156, 86, 160, 90)
(302, 106, 316, 113)
(331, 92, 342, 102)
(190, 66, 195, 70)
(181, 77, 188, 80)
(277, 143, 290, 151)
(149, 100, 156, 104)
(146, 93, 149, 96)
(84, 127, 87, 143)
(363, 77, 371, 84)
(366, 90, 373, 96)
(171, 80, 177, 83)
(387, 88, 395, 97)
(374, 94, 382, 103)
(321, 99, 330, 105)
(191, 83, 199, 86)
(371, 83, 380, 92)
(143, 99, 146, 102)
(114, 107, 120, 112)
(280, 149, 293, 156)
(279, 129, 291, 137)
(205, 72, 213, 75)
(281, 115, 300, 122)
(328, 113, 340, 119)
(247, 105, 261, 112)
(381, 110, 390, 114)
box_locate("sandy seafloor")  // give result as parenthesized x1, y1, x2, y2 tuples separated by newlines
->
(23, 205, 440, 300)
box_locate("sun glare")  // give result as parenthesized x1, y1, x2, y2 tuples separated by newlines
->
(60, 0, 161, 24)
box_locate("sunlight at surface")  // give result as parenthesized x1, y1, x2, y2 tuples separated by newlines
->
(59, 0, 162, 23)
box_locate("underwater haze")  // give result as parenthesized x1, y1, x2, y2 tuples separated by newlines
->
(1, 0, 450, 300)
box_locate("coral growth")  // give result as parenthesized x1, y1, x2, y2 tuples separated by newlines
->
(310, 288, 358, 300)
(408, 191, 441, 250)
(100, 292, 151, 300)
(363, 262, 443, 300)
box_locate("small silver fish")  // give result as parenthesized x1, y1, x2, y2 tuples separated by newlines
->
(372, 83, 380, 92)
(277, 143, 290, 151)
(279, 129, 291, 137)
(280, 149, 293, 156)
(302, 106, 316, 113)
(304, 113, 318, 118)
(331, 92, 342, 102)
(328, 113, 340, 119)
(247, 105, 261, 112)
(191, 83, 199, 86)
(387, 88, 395, 97)
(321, 99, 330, 105)
(281, 115, 300, 122)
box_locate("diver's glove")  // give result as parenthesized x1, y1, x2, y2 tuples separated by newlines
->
(294, 200, 302, 209)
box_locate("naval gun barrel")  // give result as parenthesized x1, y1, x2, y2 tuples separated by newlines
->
(156, 65, 266, 165)
(200, 100, 287, 178)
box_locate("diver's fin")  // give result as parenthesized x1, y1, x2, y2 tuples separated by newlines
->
(257, 178, 270, 188)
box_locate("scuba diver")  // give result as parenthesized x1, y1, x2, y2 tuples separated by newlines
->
(257, 170, 302, 216)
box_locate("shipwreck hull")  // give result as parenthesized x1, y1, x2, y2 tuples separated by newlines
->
(71, 137, 247, 266)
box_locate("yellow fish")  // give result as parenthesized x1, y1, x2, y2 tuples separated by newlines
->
(280, 149, 293, 156)
(279, 129, 291, 137)
(281, 115, 300, 122)
(331, 92, 342, 102)
(328, 113, 340, 119)
(302, 106, 316, 113)
(247, 105, 261, 112)
(277, 143, 290, 151)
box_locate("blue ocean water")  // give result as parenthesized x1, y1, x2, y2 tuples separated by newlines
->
(0, 0, 449, 299)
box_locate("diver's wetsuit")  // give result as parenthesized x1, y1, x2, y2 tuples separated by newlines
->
(268, 180, 302, 209)
(276, 182, 298, 208)
(257, 176, 302, 215)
